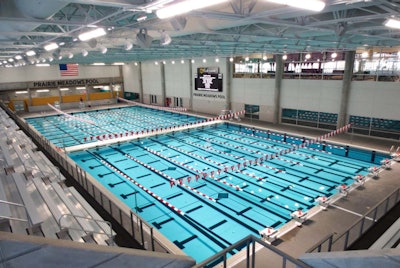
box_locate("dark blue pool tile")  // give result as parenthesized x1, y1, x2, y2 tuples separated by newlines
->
(137, 203, 155, 213)
(237, 207, 252, 215)
(153, 217, 174, 229)
(186, 205, 203, 214)
(209, 220, 227, 230)
(120, 191, 138, 199)
(137, 173, 151, 179)
(108, 181, 125, 188)
(89, 164, 103, 169)
(167, 192, 183, 200)
(150, 182, 166, 189)
(124, 165, 138, 170)
(114, 158, 128, 163)
(98, 172, 113, 178)
(173, 235, 198, 250)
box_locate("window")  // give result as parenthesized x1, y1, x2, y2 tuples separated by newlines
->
(244, 104, 259, 120)
(174, 97, 183, 107)
(150, 94, 157, 104)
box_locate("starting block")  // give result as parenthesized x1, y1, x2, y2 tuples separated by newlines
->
(259, 227, 278, 243)
(368, 166, 379, 178)
(380, 158, 391, 170)
(352, 174, 366, 186)
(291, 209, 307, 226)
(337, 184, 349, 196)
(315, 196, 329, 210)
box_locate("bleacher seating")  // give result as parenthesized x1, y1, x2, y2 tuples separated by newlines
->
(0, 108, 115, 246)
(282, 108, 338, 129)
(369, 217, 400, 250)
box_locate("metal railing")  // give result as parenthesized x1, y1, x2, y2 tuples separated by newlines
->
(58, 214, 113, 241)
(196, 235, 312, 268)
(307, 186, 400, 253)
(0, 199, 29, 223)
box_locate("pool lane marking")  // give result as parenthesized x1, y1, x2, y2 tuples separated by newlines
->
(124, 153, 217, 202)
(145, 147, 243, 191)
(329, 204, 375, 221)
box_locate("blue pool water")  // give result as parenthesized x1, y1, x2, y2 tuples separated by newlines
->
(65, 123, 386, 263)
(25, 106, 388, 262)
(25, 106, 202, 148)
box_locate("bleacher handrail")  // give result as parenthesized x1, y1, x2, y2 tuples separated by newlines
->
(58, 213, 113, 239)
(306, 186, 400, 253)
(0, 199, 29, 223)
(195, 234, 312, 268)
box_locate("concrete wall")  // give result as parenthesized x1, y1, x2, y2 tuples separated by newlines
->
(122, 63, 140, 94)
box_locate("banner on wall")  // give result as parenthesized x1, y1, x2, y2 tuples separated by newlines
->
(194, 67, 223, 92)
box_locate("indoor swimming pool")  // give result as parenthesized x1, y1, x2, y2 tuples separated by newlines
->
(63, 122, 387, 263)
(25, 106, 202, 148)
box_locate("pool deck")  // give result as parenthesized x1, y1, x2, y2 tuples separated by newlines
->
(226, 119, 400, 268)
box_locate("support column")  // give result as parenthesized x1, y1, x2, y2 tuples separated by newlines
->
(138, 62, 144, 103)
(189, 60, 193, 110)
(225, 57, 232, 111)
(160, 63, 166, 106)
(337, 51, 356, 128)
(273, 54, 284, 124)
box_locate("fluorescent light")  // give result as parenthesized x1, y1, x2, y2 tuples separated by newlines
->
(202, 58, 206, 63)
(331, 52, 337, 59)
(137, 15, 147, 22)
(134, 62, 138, 66)
(78, 28, 106, 41)
(267, 0, 325, 12)
(215, 58, 219, 62)
(15, 55, 22, 60)
(92, 62, 105, 65)
(8, 58, 14, 62)
(35, 63, 50, 67)
(112, 62, 125, 65)
(191, 59, 195, 63)
(93, 85, 104, 89)
(15, 91, 28, 94)
(26, 50, 36, 56)
(172, 60, 175, 64)
(76, 87, 86, 90)
(229, 57, 234, 62)
(156, 0, 229, 19)
(68, 53, 74, 59)
(305, 53, 311, 59)
(44, 42, 59, 51)
(60, 88, 69, 91)
(36, 89, 49, 93)
(181, 60, 184, 64)
(82, 49, 88, 57)
(59, 42, 65, 46)
(282, 54, 288, 60)
(384, 18, 400, 29)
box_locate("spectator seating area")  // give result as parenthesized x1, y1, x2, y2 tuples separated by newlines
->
(0, 108, 115, 245)
(281, 108, 338, 129)
(349, 115, 400, 139)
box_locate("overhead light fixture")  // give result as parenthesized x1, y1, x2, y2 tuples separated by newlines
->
(331, 52, 337, 59)
(68, 53, 74, 59)
(100, 46, 107, 54)
(26, 50, 36, 56)
(262, 55, 268, 60)
(92, 62, 105, 65)
(60, 88, 69, 91)
(76, 87, 86, 90)
(44, 43, 59, 51)
(35, 63, 50, 67)
(82, 49, 88, 57)
(59, 42, 65, 46)
(8, 58, 14, 62)
(282, 54, 288, 60)
(155, 61, 159, 65)
(15, 55, 22, 60)
(58, 55, 63, 60)
(48, 56, 54, 62)
(172, 60, 175, 64)
(305, 53, 311, 59)
(156, 0, 229, 19)
(137, 15, 147, 22)
(93, 85, 105, 89)
(163, 61, 166, 64)
(112, 62, 125, 65)
(361, 51, 369, 58)
(267, 0, 325, 12)
(134, 62, 138, 66)
(160, 32, 172, 46)
(215, 58, 219, 62)
(191, 59, 195, 63)
(78, 28, 106, 41)
(384, 18, 400, 29)
(36, 89, 50, 93)
(245, 56, 249, 61)
(202, 58, 206, 63)
(125, 42, 133, 50)
(181, 59, 184, 64)
(229, 57, 234, 62)
(15, 91, 28, 94)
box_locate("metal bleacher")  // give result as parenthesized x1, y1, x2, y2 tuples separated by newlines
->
(0, 108, 115, 247)
(369, 217, 400, 250)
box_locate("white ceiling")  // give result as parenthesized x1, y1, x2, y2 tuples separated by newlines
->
(0, 0, 400, 65)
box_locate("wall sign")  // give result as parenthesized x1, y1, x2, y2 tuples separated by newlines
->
(194, 67, 223, 92)
(32, 79, 100, 88)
